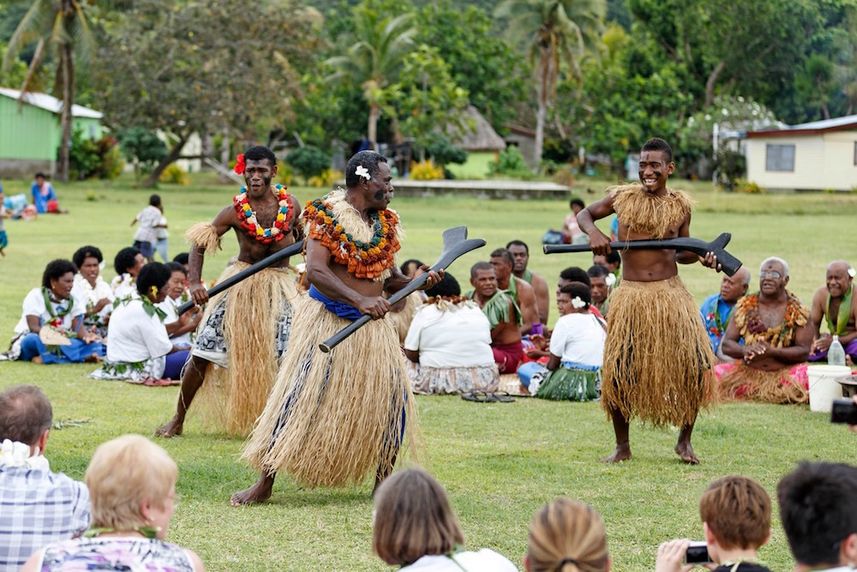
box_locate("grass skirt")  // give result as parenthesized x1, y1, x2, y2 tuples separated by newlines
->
(193, 262, 298, 436)
(714, 362, 808, 404)
(242, 297, 413, 487)
(602, 276, 714, 427)
(536, 365, 600, 401)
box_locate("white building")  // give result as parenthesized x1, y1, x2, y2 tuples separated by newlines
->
(745, 115, 857, 191)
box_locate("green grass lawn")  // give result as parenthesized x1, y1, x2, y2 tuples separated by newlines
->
(1, 174, 856, 571)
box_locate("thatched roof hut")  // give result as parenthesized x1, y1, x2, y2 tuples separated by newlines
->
(449, 105, 506, 152)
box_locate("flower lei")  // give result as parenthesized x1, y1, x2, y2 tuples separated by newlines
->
(233, 184, 295, 244)
(120, 293, 167, 322)
(302, 197, 400, 280)
(735, 292, 808, 348)
(41, 287, 74, 329)
(706, 301, 733, 337)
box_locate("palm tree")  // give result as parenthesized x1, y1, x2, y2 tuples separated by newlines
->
(496, 0, 604, 168)
(3, 0, 95, 182)
(326, 8, 416, 146)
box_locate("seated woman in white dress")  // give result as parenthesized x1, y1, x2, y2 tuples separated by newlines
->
(374, 468, 517, 572)
(110, 247, 146, 300)
(71, 245, 114, 338)
(23, 435, 205, 572)
(92, 263, 191, 383)
(404, 273, 499, 394)
(13, 259, 105, 364)
(535, 282, 606, 401)
(156, 262, 201, 350)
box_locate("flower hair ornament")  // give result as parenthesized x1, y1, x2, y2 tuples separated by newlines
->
(234, 153, 246, 175)
(571, 296, 587, 309)
(605, 273, 617, 287)
(149, 285, 159, 299)
(849, 267, 856, 278)
(354, 165, 371, 181)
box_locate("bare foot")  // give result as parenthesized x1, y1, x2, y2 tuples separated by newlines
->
(230, 475, 274, 506)
(31, 356, 43, 364)
(603, 443, 632, 463)
(675, 442, 700, 464)
(154, 416, 183, 438)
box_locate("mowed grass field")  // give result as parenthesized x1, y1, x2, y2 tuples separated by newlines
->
(1, 174, 856, 571)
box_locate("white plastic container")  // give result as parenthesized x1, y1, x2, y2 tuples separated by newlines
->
(807, 365, 851, 412)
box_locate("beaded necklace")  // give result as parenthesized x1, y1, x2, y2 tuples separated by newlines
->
(233, 184, 295, 244)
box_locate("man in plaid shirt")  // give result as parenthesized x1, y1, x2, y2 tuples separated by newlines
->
(0, 385, 90, 571)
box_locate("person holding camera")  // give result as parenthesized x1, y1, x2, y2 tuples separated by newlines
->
(655, 476, 772, 572)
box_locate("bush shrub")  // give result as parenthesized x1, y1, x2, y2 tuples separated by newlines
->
(68, 130, 124, 180)
(159, 163, 190, 185)
(489, 146, 535, 180)
(308, 168, 343, 188)
(410, 160, 444, 180)
(734, 179, 765, 194)
(286, 146, 330, 183)
(117, 127, 167, 177)
(424, 134, 467, 167)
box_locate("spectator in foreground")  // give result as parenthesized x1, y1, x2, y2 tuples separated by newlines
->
(373, 468, 516, 571)
(111, 247, 146, 300)
(31, 173, 62, 214)
(404, 273, 498, 394)
(0, 385, 90, 571)
(130, 194, 163, 262)
(71, 245, 114, 338)
(22, 434, 205, 572)
(777, 461, 857, 572)
(656, 476, 772, 572)
(526, 497, 610, 572)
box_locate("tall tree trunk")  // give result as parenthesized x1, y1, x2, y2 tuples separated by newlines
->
(143, 132, 189, 188)
(19, 39, 46, 97)
(821, 103, 830, 120)
(368, 103, 380, 147)
(58, 43, 74, 182)
(533, 53, 549, 171)
(704, 61, 726, 108)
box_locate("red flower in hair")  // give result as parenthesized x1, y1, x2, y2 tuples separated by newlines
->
(234, 153, 246, 175)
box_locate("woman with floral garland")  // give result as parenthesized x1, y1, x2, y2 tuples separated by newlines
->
(71, 245, 115, 338)
(10, 259, 105, 364)
(91, 263, 191, 384)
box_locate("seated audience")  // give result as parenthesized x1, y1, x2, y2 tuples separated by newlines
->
(404, 273, 498, 394)
(111, 247, 146, 300)
(536, 283, 606, 401)
(809, 260, 857, 363)
(11, 259, 105, 364)
(700, 267, 751, 358)
(491, 247, 540, 335)
(400, 258, 425, 278)
(558, 267, 605, 322)
(22, 434, 205, 572)
(71, 245, 114, 338)
(92, 263, 191, 384)
(587, 265, 612, 318)
(508, 240, 551, 325)
(158, 262, 201, 349)
(172, 252, 190, 274)
(717, 257, 812, 404)
(777, 461, 857, 571)
(0, 385, 91, 571)
(467, 262, 523, 374)
(656, 476, 772, 572)
(563, 198, 588, 245)
(525, 497, 610, 572)
(593, 251, 621, 282)
(373, 468, 516, 571)
(31, 173, 63, 214)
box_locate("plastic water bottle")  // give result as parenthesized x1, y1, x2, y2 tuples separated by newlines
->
(828, 335, 846, 366)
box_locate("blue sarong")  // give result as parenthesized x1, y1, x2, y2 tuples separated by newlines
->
(308, 285, 363, 321)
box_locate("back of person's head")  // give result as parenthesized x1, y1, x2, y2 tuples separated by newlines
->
(136, 262, 172, 297)
(114, 247, 141, 276)
(587, 265, 609, 279)
(778, 461, 857, 567)
(559, 267, 591, 288)
(605, 251, 621, 267)
(426, 273, 460, 298)
(85, 435, 177, 531)
(148, 194, 161, 207)
(172, 252, 189, 266)
(72, 245, 103, 269)
(699, 476, 771, 551)
(42, 259, 77, 289)
(373, 468, 464, 566)
(641, 137, 673, 162)
(165, 261, 186, 276)
(244, 145, 277, 166)
(559, 283, 592, 308)
(0, 385, 52, 446)
(570, 198, 585, 210)
(527, 497, 609, 572)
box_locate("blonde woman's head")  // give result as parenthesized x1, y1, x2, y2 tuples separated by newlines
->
(526, 498, 609, 572)
(85, 435, 178, 538)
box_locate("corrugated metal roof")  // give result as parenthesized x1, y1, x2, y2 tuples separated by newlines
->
(789, 114, 857, 130)
(747, 113, 857, 137)
(0, 87, 102, 119)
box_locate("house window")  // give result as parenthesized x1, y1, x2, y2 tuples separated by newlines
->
(766, 144, 795, 172)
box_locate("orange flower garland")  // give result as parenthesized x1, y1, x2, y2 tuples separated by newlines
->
(233, 184, 295, 244)
(302, 198, 400, 280)
(735, 292, 808, 348)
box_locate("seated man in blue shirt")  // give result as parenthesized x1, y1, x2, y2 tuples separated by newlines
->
(700, 267, 750, 358)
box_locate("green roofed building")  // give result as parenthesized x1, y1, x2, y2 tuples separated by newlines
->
(0, 87, 103, 177)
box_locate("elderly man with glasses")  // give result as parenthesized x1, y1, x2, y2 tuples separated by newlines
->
(716, 257, 813, 404)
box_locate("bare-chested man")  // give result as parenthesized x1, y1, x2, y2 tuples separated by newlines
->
(232, 151, 439, 504)
(490, 248, 540, 335)
(507, 240, 551, 325)
(155, 145, 301, 438)
(468, 262, 523, 374)
(578, 137, 719, 464)
(718, 257, 813, 403)
(809, 260, 857, 363)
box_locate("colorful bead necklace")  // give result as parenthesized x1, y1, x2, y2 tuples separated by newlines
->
(233, 184, 295, 244)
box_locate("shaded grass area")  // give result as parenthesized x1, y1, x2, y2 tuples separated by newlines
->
(2, 174, 856, 570)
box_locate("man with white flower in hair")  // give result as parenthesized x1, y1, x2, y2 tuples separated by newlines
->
(808, 260, 857, 364)
(233, 150, 441, 505)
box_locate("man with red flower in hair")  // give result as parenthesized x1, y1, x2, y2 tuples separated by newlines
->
(155, 145, 302, 438)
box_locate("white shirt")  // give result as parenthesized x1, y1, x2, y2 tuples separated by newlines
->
(549, 312, 606, 367)
(156, 215, 168, 240)
(110, 274, 136, 300)
(157, 297, 191, 346)
(105, 295, 172, 364)
(400, 549, 518, 572)
(71, 274, 114, 319)
(404, 302, 494, 368)
(14, 288, 84, 335)
(133, 205, 161, 243)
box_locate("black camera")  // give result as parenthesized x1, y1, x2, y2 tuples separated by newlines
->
(685, 542, 711, 564)
(831, 398, 857, 425)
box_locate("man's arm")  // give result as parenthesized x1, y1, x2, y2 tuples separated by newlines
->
(577, 194, 615, 255)
(532, 274, 550, 324)
(404, 349, 420, 363)
(675, 214, 698, 265)
(517, 279, 538, 334)
(720, 316, 745, 360)
(844, 294, 857, 345)
(188, 207, 233, 306)
(384, 266, 411, 295)
(809, 287, 827, 343)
